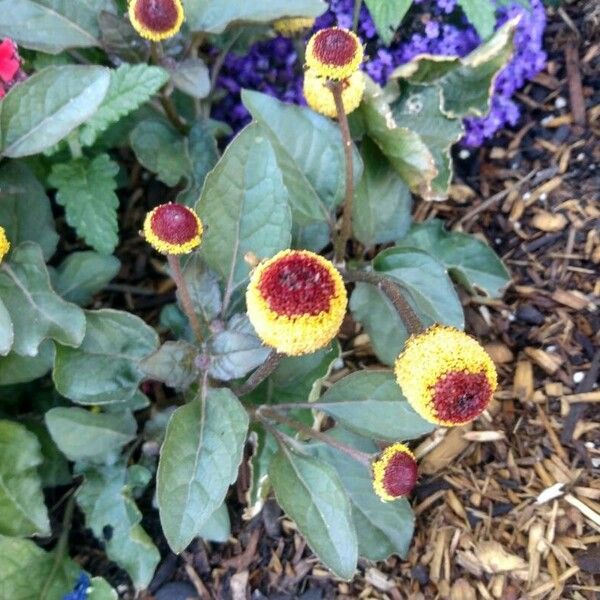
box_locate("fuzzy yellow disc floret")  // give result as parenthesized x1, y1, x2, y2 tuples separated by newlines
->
(129, 0, 185, 41)
(143, 203, 203, 255)
(372, 442, 417, 502)
(306, 27, 364, 80)
(304, 69, 365, 118)
(0, 226, 10, 263)
(394, 325, 498, 427)
(273, 17, 315, 37)
(246, 250, 347, 356)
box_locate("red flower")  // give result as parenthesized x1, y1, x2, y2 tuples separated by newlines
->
(0, 39, 20, 84)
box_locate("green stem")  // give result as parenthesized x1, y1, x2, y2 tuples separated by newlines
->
(167, 254, 203, 344)
(66, 131, 82, 159)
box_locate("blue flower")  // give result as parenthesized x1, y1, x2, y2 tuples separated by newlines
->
(63, 573, 91, 600)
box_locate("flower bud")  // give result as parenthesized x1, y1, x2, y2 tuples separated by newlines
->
(372, 443, 418, 502)
(129, 0, 184, 41)
(143, 203, 203, 255)
(306, 27, 364, 80)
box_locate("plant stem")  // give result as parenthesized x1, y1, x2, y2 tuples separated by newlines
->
(167, 254, 203, 343)
(259, 407, 372, 466)
(232, 351, 282, 397)
(352, 0, 363, 32)
(341, 268, 424, 335)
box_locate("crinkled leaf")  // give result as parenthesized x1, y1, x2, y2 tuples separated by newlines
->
(76, 462, 160, 589)
(53, 308, 158, 405)
(0, 341, 54, 385)
(0, 243, 85, 357)
(52, 251, 120, 306)
(396, 220, 511, 297)
(45, 407, 137, 463)
(269, 445, 357, 580)
(49, 154, 120, 255)
(139, 341, 200, 390)
(183, 0, 326, 34)
(0, 161, 58, 260)
(364, 0, 411, 44)
(157, 388, 249, 553)
(0, 65, 110, 157)
(81, 64, 170, 146)
(314, 371, 434, 441)
(196, 123, 292, 302)
(458, 0, 496, 40)
(353, 138, 412, 246)
(0, 420, 50, 537)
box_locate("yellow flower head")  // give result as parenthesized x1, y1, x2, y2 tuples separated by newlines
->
(129, 0, 184, 41)
(304, 68, 365, 118)
(143, 203, 203, 255)
(372, 443, 418, 502)
(273, 17, 315, 37)
(246, 250, 347, 356)
(395, 325, 498, 427)
(0, 226, 10, 263)
(306, 27, 364, 80)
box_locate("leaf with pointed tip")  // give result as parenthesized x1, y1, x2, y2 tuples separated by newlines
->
(364, 0, 411, 44)
(458, 0, 496, 40)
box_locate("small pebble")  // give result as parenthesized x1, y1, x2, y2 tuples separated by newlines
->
(554, 96, 567, 109)
(459, 149, 470, 160)
(573, 371, 585, 384)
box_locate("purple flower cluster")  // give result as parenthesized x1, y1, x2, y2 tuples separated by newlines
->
(211, 0, 546, 147)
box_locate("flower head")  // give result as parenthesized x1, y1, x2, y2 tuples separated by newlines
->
(63, 573, 91, 600)
(395, 325, 497, 427)
(0, 226, 10, 263)
(246, 250, 347, 356)
(372, 443, 418, 502)
(143, 203, 203, 255)
(273, 17, 315, 37)
(0, 38, 22, 99)
(306, 27, 364, 80)
(129, 0, 184, 41)
(304, 68, 364, 118)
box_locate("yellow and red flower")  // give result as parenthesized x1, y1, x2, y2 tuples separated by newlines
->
(143, 203, 203, 255)
(372, 443, 418, 502)
(306, 27, 364, 81)
(395, 325, 497, 427)
(304, 68, 365, 118)
(0, 226, 9, 263)
(129, 0, 184, 41)
(246, 250, 347, 356)
(273, 17, 315, 37)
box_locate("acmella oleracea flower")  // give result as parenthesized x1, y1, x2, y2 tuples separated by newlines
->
(129, 0, 184, 41)
(395, 325, 497, 427)
(372, 443, 418, 502)
(0, 226, 10, 263)
(304, 68, 365, 118)
(306, 27, 364, 80)
(0, 38, 22, 99)
(143, 203, 203, 255)
(246, 250, 347, 356)
(273, 17, 316, 37)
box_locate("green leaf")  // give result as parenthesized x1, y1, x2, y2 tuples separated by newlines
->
(391, 83, 463, 200)
(208, 314, 270, 381)
(0, 420, 50, 537)
(0, 161, 58, 260)
(243, 90, 362, 231)
(196, 123, 292, 301)
(0, 298, 12, 356)
(314, 371, 434, 441)
(170, 58, 210, 99)
(98, 10, 146, 64)
(350, 248, 463, 365)
(364, 0, 411, 44)
(45, 407, 137, 463)
(130, 119, 190, 186)
(269, 445, 357, 580)
(53, 308, 158, 405)
(49, 154, 120, 255)
(181, 254, 222, 325)
(311, 428, 415, 561)
(353, 138, 412, 246)
(0, 243, 85, 357)
(88, 577, 118, 600)
(76, 462, 160, 589)
(157, 388, 249, 553)
(458, 0, 496, 40)
(197, 502, 231, 543)
(183, 0, 326, 34)
(0, 0, 113, 53)
(359, 77, 437, 197)
(245, 428, 277, 518)
(52, 251, 120, 306)
(396, 220, 511, 297)
(0, 65, 110, 157)
(0, 535, 80, 599)
(0, 341, 55, 385)
(139, 341, 200, 390)
(80, 64, 170, 147)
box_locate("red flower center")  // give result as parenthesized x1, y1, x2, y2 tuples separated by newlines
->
(312, 28, 359, 67)
(258, 254, 336, 317)
(431, 371, 492, 423)
(0, 39, 20, 83)
(382, 452, 418, 498)
(150, 204, 199, 245)
(134, 0, 180, 33)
